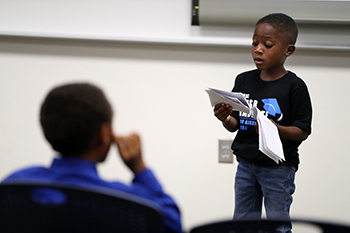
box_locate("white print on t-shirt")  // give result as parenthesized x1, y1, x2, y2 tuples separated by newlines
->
(238, 94, 283, 130)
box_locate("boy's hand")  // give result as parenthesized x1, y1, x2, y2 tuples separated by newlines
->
(255, 119, 277, 135)
(114, 133, 146, 174)
(214, 103, 233, 123)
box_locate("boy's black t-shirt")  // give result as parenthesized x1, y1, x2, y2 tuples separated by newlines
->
(231, 69, 312, 166)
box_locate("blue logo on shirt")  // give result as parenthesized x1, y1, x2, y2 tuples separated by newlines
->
(262, 98, 283, 121)
(239, 97, 283, 130)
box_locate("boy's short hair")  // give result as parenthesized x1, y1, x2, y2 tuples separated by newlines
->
(40, 83, 113, 156)
(256, 13, 298, 45)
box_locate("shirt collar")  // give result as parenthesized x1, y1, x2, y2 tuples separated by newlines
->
(51, 156, 98, 175)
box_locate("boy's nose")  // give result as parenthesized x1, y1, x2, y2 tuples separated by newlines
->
(254, 46, 263, 54)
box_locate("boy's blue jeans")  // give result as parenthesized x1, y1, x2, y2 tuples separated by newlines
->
(233, 159, 296, 233)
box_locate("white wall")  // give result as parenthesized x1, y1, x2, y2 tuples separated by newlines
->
(1, 0, 350, 231)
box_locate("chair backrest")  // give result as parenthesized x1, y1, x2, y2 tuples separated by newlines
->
(0, 181, 164, 233)
(189, 219, 350, 233)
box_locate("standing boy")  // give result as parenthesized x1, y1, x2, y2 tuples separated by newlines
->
(213, 13, 312, 232)
(2, 83, 183, 233)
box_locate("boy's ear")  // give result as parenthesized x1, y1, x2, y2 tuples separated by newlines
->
(100, 122, 113, 145)
(285, 44, 296, 57)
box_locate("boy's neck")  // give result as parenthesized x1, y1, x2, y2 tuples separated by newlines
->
(260, 68, 287, 82)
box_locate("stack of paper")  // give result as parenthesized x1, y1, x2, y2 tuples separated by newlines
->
(249, 107, 284, 163)
(205, 88, 250, 114)
(206, 88, 285, 164)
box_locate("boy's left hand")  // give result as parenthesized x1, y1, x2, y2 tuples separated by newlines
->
(114, 133, 146, 174)
(255, 119, 277, 135)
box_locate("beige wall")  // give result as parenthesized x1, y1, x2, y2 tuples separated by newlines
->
(1, 36, 350, 231)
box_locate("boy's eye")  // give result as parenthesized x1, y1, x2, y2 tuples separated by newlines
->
(265, 43, 273, 49)
(252, 42, 258, 47)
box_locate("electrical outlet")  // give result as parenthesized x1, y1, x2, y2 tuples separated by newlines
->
(218, 139, 233, 163)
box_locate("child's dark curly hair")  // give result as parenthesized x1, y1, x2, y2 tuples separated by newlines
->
(257, 13, 298, 45)
(40, 83, 113, 156)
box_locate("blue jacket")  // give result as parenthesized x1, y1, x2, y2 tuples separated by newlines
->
(2, 156, 182, 233)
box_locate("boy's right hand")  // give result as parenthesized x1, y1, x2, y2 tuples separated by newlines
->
(214, 103, 233, 123)
(114, 133, 146, 174)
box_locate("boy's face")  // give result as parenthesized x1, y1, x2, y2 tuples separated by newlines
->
(251, 23, 293, 72)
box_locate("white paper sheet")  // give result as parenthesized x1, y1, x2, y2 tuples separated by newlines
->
(255, 107, 285, 163)
(205, 88, 250, 114)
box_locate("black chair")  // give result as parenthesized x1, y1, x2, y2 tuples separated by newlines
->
(0, 181, 165, 233)
(189, 219, 350, 233)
